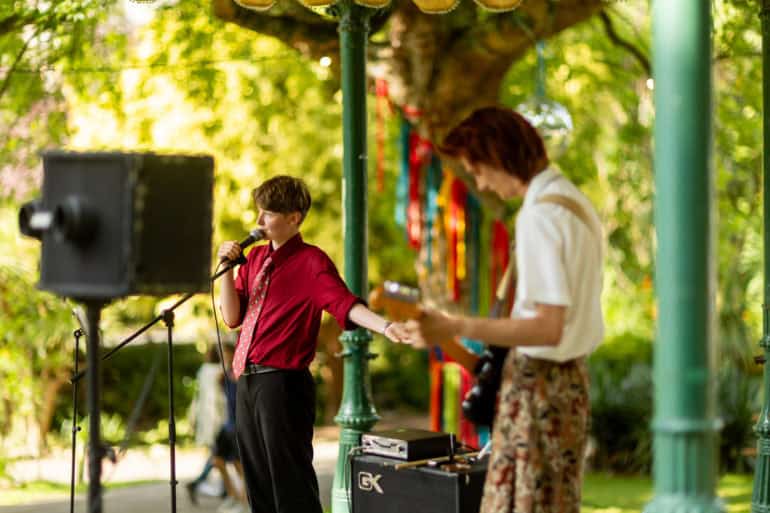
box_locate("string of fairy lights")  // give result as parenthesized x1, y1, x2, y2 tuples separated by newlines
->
(0, 53, 316, 75)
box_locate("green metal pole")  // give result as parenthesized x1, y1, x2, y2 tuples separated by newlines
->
(332, 2, 377, 512)
(752, 3, 770, 511)
(645, 2, 723, 513)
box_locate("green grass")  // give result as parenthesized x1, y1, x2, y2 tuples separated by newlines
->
(582, 472, 654, 512)
(583, 473, 753, 513)
(0, 480, 157, 506)
(2, 473, 755, 510)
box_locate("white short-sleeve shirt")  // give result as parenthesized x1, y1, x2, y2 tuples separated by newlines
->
(513, 168, 604, 362)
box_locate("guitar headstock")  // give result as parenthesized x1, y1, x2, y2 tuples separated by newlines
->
(383, 281, 420, 304)
(368, 281, 421, 321)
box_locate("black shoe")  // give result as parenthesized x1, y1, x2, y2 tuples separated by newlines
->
(186, 482, 198, 505)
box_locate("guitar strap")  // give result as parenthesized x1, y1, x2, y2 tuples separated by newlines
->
(537, 194, 601, 239)
(497, 193, 601, 306)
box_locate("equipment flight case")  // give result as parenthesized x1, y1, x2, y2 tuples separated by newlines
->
(350, 451, 487, 513)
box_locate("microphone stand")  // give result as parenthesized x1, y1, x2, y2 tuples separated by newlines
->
(68, 317, 84, 513)
(70, 256, 244, 513)
(163, 308, 178, 513)
(82, 299, 107, 513)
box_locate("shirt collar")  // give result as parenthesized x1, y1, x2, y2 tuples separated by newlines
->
(522, 168, 561, 208)
(266, 233, 304, 267)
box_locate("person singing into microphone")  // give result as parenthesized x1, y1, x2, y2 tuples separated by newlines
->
(217, 175, 408, 513)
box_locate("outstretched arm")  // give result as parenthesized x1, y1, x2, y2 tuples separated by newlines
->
(347, 303, 409, 343)
(405, 303, 565, 351)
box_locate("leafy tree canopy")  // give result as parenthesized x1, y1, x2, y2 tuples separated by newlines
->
(1, 0, 767, 457)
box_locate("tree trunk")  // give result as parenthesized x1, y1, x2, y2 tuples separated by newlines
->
(37, 371, 69, 455)
(212, 0, 604, 140)
(316, 318, 343, 424)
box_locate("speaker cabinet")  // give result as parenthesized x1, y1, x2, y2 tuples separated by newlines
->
(351, 453, 486, 513)
(37, 151, 214, 299)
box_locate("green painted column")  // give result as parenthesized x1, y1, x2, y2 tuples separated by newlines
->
(752, 2, 770, 511)
(645, 2, 724, 513)
(332, 2, 378, 512)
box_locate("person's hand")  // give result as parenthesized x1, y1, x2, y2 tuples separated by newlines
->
(218, 241, 242, 263)
(383, 321, 410, 344)
(403, 308, 461, 349)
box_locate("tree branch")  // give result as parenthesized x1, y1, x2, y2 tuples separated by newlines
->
(0, 14, 23, 37)
(599, 10, 651, 75)
(212, 0, 339, 59)
(714, 51, 761, 62)
(0, 27, 39, 103)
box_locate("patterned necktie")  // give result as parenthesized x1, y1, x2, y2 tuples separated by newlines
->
(232, 256, 273, 380)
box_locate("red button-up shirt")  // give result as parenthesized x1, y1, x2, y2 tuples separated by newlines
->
(232, 233, 362, 370)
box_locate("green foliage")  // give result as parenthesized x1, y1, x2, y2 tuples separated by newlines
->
(52, 342, 203, 445)
(0, 0, 117, 201)
(502, 4, 655, 342)
(717, 365, 762, 473)
(588, 333, 761, 475)
(369, 339, 430, 411)
(712, 1, 765, 368)
(0, 207, 75, 454)
(588, 333, 654, 474)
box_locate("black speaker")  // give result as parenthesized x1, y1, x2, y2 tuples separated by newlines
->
(351, 453, 486, 513)
(27, 151, 214, 300)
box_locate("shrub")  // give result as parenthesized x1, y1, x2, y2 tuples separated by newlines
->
(588, 332, 654, 473)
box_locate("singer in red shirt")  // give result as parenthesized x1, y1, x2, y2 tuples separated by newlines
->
(218, 175, 407, 513)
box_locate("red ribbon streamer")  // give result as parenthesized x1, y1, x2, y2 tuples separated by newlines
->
(491, 219, 510, 306)
(406, 130, 432, 249)
(375, 79, 389, 192)
(448, 178, 467, 301)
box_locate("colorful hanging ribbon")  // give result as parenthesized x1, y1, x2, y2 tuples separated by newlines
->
(490, 219, 511, 307)
(461, 192, 485, 355)
(423, 154, 443, 271)
(466, 193, 482, 314)
(442, 362, 461, 435)
(459, 365, 479, 449)
(429, 351, 444, 432)
(443, 177, 468, 302)
(375, 79, 389, 193)
(395, 116, 410, 230)
(407, 130, 432, 249)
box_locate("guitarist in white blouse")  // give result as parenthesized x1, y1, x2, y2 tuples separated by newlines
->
(403, 106, 603, 513)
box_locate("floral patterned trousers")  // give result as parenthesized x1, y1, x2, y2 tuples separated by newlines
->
(479, 352, 590, 513)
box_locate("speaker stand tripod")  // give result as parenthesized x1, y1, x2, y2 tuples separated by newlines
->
(70, 260, 240, 513)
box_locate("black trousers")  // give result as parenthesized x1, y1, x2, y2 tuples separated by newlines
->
(235, 369, 322, 513)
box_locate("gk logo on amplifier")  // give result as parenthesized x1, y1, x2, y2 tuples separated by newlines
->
(357, 472, 384, 494)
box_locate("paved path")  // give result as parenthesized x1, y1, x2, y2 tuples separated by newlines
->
(1, 415, 428, 513)
(1, 452, 336, 513)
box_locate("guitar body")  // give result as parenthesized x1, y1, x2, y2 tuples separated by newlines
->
(375, 278, 514, 429)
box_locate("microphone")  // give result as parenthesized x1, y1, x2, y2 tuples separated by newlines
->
(238, 228, 266, 249)
(221, 229, 265, 263)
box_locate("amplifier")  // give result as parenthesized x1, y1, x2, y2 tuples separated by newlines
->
(361, 429, 453, 461)
(351, 453, 486, 513)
